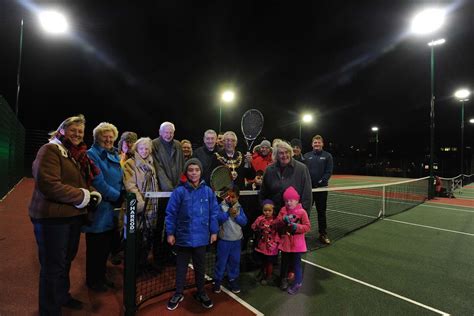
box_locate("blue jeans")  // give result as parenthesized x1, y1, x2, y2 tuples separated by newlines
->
(32, 216, 83, 316)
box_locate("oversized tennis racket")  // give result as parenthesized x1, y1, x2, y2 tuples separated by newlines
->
(210, 166, 233, 194)
(241, 109, 264, 151)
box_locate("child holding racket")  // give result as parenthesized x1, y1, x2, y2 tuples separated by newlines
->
(251, 199, 280, 285)
(213, 185, 248, 294)
(274, 186, 311, 294)
(165, 158, 219, 310)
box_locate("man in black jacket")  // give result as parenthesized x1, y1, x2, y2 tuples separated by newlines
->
(303, 135, 333, 244)
(193, 129, 219, 185)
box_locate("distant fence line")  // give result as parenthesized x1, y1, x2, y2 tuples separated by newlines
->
(0, 96, 25, 199)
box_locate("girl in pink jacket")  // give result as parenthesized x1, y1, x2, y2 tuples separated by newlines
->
(275, 186, 311, 295)
(251, 199, 280, 285)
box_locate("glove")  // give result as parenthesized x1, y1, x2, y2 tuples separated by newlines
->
(283, 215, 291, 224)
(290, 223, 297, 234)
(88, 191, 102, 209)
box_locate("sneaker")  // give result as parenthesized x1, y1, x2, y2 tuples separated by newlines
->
(319, 234, 331, 245)
(255, 270, 264, 281)
(280, 278, 289, 291)
(212, 280, 222, 294)
(193, 292, 213, 309)
(228, 279, 241, 294)
(287, 283, 302, 295)
(167, 293, 184, 311)
(62, 298, 83, 310)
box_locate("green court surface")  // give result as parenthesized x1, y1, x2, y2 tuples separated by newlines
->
(235, 184, 474, 315)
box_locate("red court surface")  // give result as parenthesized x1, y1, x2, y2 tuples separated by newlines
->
(0, 178, 256, 315)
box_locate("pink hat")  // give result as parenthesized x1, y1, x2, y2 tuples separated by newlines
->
(283, 186, 300, 201)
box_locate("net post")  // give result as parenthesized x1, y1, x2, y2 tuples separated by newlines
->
(382, 186, 386, 219)
(123, 193, 137, 316)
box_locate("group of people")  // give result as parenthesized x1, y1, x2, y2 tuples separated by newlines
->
(29, 114, 333, 315)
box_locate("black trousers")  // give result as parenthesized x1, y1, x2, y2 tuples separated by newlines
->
(85, 230, 114, 286)
(33, 216, 83, 316)
(313, 191, 328, 234)
(175, 245, 206, 295)
(154, 197, 172, 263)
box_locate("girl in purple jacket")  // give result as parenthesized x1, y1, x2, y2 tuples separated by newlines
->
(275, 186, 311, 294)
(251, 199, 280, 285)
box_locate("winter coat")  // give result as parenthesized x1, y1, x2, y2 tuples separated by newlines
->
(274, 204, 310, 253)
(29, 140, 91, 219)
(251, 152, 273, 173)
(82, 143, 123, 233)
(303, 149, 333, 188)
(259, 158, 312, 213)
(123, 152, 159, 213)
(152, 137, 184, 191)
(251, 215, 280, 256)
(192, 145, 218, 185)
(217, 201, 247, 241)
(165, 180, 219, 248)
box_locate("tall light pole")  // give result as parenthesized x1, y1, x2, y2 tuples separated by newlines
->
(300, 113, 313, 140)
(219, 90, 235, 133)
(371, 126, 379, 170)
(411, 8, 446, 199)
(454, 88, 471, 175)
(15, 10, 69, 117)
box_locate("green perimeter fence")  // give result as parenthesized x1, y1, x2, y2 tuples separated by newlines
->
(0, 96, 25, 199)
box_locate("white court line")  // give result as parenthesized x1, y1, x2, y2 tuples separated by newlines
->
(220, 287, 264, 316)
(327, 209, 474, 236)
(421, 203, 474, 213)
(188, 263, 264, 316)
(301, 259, 450, 316)
(383, 219, 474, 237)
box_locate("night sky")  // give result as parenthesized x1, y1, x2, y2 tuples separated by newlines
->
(1, 0, 473, 156)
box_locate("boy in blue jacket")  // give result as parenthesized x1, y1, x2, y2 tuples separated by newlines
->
(165, 158, 219, 311)
(213, 185, 247, 294)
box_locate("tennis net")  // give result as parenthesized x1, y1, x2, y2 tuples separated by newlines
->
(439, 174, 474, 197)
(123, 176, 429, 314)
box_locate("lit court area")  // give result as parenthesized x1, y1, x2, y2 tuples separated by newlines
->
(0, 176, 473, 315)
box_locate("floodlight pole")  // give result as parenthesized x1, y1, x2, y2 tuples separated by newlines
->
(299, 122, 302, 140)
(15, 19, 24, 117)
(219, 103, 222, 134)
(460, 100, 465, 175)
(375, 130, 379, 168)
(428, 44, 435, 199)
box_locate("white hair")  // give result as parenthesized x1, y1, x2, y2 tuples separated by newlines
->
(159, 121, 175, 133)
(132, 137, 153, 152)
(93, 122, 119, 142)
(272, 141, 294, 162)
(203, 129, 217, 138)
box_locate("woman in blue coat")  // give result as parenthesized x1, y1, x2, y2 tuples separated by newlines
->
(165, 158, 219, 311)
(83, 122, 123, 292)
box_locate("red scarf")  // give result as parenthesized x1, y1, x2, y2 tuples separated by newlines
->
(61, 137, 100, 186)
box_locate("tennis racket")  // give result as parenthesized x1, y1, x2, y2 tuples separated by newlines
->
(210, 166, 233, 194)
(241, 109, 264, 151)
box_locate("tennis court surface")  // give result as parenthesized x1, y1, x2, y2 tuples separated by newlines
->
(1, 176, 473, 315)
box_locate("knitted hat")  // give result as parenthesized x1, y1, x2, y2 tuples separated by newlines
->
(290, 138, 302, 149)
(262, 199, 274, 206)
(283, 186, 300, 201)
(260, 140, 271, 148)
(184, 158, 203, 172)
